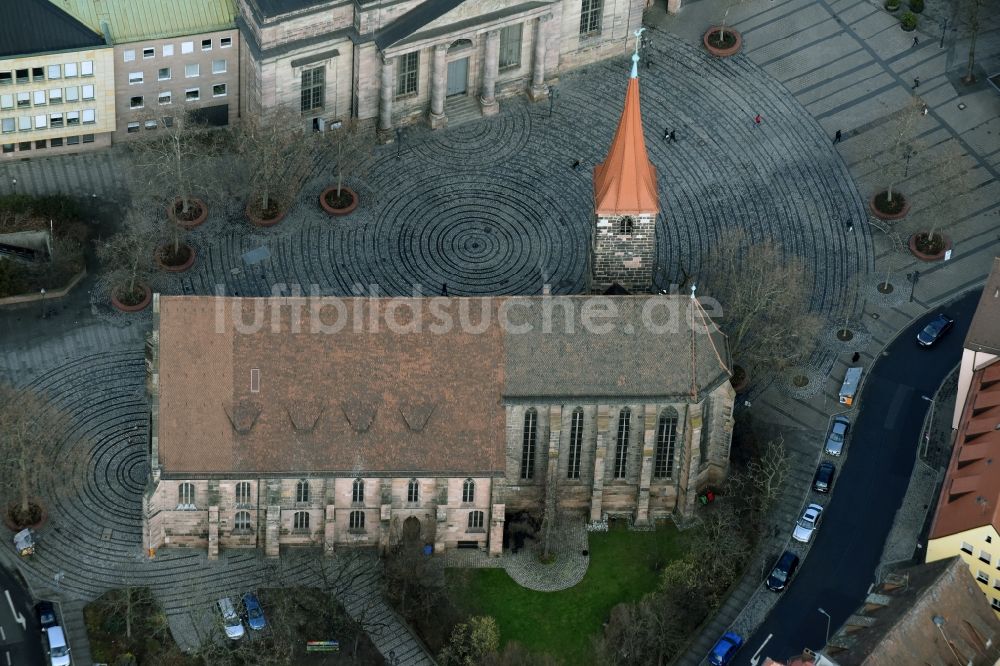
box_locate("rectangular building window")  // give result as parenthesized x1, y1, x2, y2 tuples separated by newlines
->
(34, 139, 46, 149)
(128, 72, 143, 85)
(1, 144, 13, 153)
(185, 88, 199, 101)
(127, 122, 140, 133)
(163, 44, 174, 56)
(143, 47, 155, 59)
(0, 118, 13, 134)
(18, 116, 30, 131)
(64, 87, 79, 102)
(977, 570, 990, 585)
(158, 68, 171, 81)
(49, 113, 63, 128)
(395, 52, 418, 97)
(0, 94, 11, 109)
(220, 37, 232, 48)
(32, 67, 44, 81)
(64, 62, 78, 78)
(47, 65, 61, 80)
(66, 111, 80, 126)
(17, 141, 30, 151)
(80, 61, 93, 76)
(185, 63, 200, 78)
(202, 39, 212, 51)
(82, 85, 95, 100)
(33, 90, 46, 106)
(498, 24, 523, 70)
(981, 551, 992, 565)
(130, 95, 143, 109)
(82, 133, 94, 143)
(66, 135, 79, 145)
(654, 410, 679, 479)
(82, 109, 96, 124)
(33, 114, 46, 129)
(158, 91, 171, 105)
(212, 83, 227, 97)
(580, 0, 603, 35)
(124, 49, 136, 62)
(300, 66, 324, 112)
(16, 92, 29, 108)
(962, 541, 975, 555)
(16, 69, 29, 84)
(212, 59, 227, 74)
(181, 41, 194, 54)
(0, 72, 11, 85)
(50, 137, 62, 147)
(48, 88, 61, 103)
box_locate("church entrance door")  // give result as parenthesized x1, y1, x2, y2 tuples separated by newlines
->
(402, 516, 421, 544)
(446, 58, 468, 96)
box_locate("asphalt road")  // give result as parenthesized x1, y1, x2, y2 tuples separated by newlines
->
(0, 559, 44, 666)
(738, 288, 983, 665)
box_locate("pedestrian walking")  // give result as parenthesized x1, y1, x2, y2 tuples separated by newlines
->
(663, 127, 671, 140)
(921, 104, 928, 116)
(912, 77, 920, 88)
(912, 36, 919, 47)
(572, 159, 581, 169)
(833, 129, 842, 144)
(754, 113, 762, 127)
(851, 351, 861, 363)
(669, 129, 677, 142)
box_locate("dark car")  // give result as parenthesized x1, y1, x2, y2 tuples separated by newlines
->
(813, 462, 836, 493)
(824, 415, 850, 456)
(708, 631, 744, 666)
(917, 313, 955, 347)
(35, 601, 57, 632)
(766, 550, 800, 592)
(242, 592, 266, 631)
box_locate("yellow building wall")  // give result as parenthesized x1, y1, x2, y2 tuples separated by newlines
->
(0, 47, 115, 156)
(927, 525, 1000, 616)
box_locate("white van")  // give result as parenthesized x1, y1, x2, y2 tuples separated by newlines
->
(46, 625, 70, 666)
(839, 367, 863, 406)
(218, 598, 245, 640)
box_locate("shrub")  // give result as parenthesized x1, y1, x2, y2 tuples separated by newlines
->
(885, 0, 900, 9)
(909, 0, 923, 12)
(901, 11, 918, 29)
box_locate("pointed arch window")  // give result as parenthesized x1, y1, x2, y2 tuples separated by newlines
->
(407, 478, 419, 503)
(613, 407, 631, 479)
(617, 216, 635, 234)
(349, 510, 365, 531)
(352, 478, 365, 504)
(295, 479, 310, 504)
(567, 408, 584, 479)
(462, 479, 475, 503)
(293, 511, 309, 531)
(235, 481, 251, 507)
(520, 408, 538, 479)
(468, 510, 485, 530)
(654, 408, 678, 479)
(178, 482, 195, 509)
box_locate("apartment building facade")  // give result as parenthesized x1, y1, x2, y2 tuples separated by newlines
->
(0, 0, 114, 160)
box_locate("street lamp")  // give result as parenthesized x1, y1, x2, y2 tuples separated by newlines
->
(817, 607, 831, 647)
(548, 86, 560, 118)
(395, 127, 403, 160)
(939, 18, 948, 48)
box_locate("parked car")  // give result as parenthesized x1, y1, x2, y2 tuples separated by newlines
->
(813, 461, 836, 493)
(792, 503, 824, 543)
(708, 631, 744, 666)
(917, 313, 954, 347)
(824, 415, 850, 456)
(766, 550, 800, 592)
(217, 597, 245, 640)
(45, 625, 70, 666)
(36, 600, 57, 632)
(242, 592, 266, 631)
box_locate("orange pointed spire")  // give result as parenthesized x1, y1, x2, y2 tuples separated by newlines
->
(593, 45, 660, 217)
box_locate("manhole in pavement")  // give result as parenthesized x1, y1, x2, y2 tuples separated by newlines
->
(101, 528, 113, 541)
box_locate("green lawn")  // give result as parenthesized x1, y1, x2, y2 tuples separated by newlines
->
(447, 523, 690, 665)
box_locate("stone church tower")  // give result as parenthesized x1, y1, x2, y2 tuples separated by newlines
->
(590, 37, 660, 294)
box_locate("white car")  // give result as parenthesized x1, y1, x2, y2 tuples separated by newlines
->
(218, 598, 245, 640)
(46, 625, 71, 666)
(792, 503, 824, 543)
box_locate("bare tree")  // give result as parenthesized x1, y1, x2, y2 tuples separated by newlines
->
(711, 0, 750, 48)
(236, 108, 316, 221)
(95, 205, 158, 304)
(873, 97, 924, 209)
(700, 230, 823, 375)
(539, 449, 559, 562)
(323, 118, 375, 205)
(741, 437, 790, 520)
(958, 0, 985, 83)
(912, 142, 972, 251)
(0, 385, 84, 527)
(129, 110, 216, 222)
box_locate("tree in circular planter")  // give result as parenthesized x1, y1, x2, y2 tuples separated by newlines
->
(321, 118, 375, 216)
(885, 0, 900, 11)
(700, 230, 823, 388)
(704, 0, 748, 56)
(0, 384, 90, 530)
(907, 142, 970, 260)
(236, 108, 315, 227)
(96, 205, 158, 311)
(868, 96, 923, 219)
(129, 110, 217, 230)
(900, 10, 918, 30)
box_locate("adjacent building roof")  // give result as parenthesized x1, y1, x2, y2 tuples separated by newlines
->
(374, 0, 466, 50)
(51, 0, 237, 44)
(965, 257, 1000, 355)
(593, 52, 660, 217)
(929, 361, 1000, 539)
(823, 558, 1000, 666)
(155, 295, 730, 476)
(0, 0, 105, 59)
